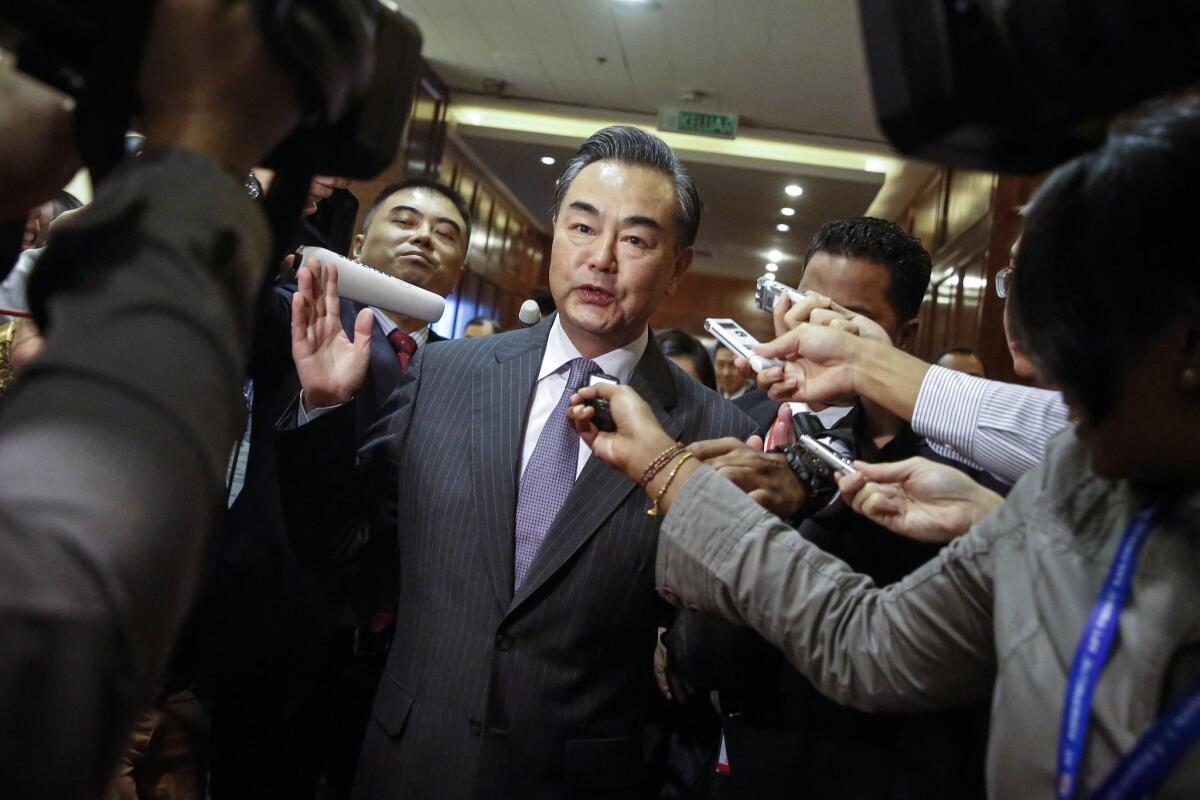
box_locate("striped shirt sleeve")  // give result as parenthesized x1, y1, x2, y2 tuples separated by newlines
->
(911, 365, 1070, 485)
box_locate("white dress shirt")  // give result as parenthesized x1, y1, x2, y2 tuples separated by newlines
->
(911, 364, 1071, 485)
(521, 317, 648, 478)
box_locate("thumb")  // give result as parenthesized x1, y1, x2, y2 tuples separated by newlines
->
(353, 307, 374, 344)
(856, 456, 923, 484)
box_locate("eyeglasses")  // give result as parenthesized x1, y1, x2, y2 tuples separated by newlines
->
(995, 267, 1014, 299)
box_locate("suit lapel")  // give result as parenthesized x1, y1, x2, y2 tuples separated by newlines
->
(470, 320, 552, 610)
(509, 334, 684, 612)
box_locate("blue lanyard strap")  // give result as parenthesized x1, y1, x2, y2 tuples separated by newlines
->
(1056, 503, 1160, 800)
(1091, 679, 1200, 800)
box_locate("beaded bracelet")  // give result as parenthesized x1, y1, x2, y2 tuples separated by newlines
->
(639, 441, 685, 486)
(647, 451, 694, 517)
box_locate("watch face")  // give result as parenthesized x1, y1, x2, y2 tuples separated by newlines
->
(243, 172, 263, 199)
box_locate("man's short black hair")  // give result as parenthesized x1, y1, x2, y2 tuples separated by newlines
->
(466, 317, 503, 334)
(803, 217, 933, 321)
(1015, 94, 1200, 423)
(552, 125, 701, 252)
(361, 177, 472, 243)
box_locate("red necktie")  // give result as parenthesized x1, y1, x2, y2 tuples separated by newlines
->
(387, 329, 417, 373)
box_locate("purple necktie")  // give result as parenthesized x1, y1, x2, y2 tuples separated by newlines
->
(513, 357, 600, 589)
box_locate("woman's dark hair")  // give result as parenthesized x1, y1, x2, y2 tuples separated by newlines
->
(1014, 94, 1200, 422)
(658, 328, 716, 390)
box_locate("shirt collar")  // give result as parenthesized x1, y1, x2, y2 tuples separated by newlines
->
(538, 315, 648, 385)
(371, 307, 429, 348)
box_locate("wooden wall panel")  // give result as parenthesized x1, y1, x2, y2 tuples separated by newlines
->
(651, 273, 771, 342)
(898, 168, 1040, 384)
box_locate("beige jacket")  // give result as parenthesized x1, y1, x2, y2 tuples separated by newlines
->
(658, 432, 1200, 798)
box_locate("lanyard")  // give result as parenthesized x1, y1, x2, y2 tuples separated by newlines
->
(1056, 502, 1200, 800)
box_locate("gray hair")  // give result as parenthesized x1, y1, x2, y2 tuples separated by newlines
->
(551, 126, 701, 251)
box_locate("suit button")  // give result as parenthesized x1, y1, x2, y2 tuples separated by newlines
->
(495, 634, 513, 651)
(468, 718, 482, 736)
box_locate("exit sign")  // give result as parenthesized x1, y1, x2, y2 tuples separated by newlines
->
(658, 107, 739, 139)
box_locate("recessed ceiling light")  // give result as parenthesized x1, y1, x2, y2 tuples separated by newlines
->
(785, 184, 803, 197)
(540, 156, 556, 165)
(780, 207, 796, 216)
(768, 249, 784, 262)
(765, 262, 779, 273)
(776, 223, 790, 233)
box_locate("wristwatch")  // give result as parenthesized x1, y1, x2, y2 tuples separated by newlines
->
(777, 441, 840, 517)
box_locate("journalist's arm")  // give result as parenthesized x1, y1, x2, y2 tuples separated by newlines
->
(656, 461, 1005, 712)
(0, 150, 268, 798)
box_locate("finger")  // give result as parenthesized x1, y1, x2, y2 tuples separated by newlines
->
(780, 292, 831, 333)
(828, 318, 860, 336)
(314, 175, 351, 189)
(772, 292, 793, 338)
(290, 288, 310, 346)
(688, 437, 745, 462)
(352, 307, 374, 346)
(856, 457, 924, 484)
(848, 480, 885, 516)
(745, 434, 765, 450)
(766, 380, 799, 401)
(836, 471, 867, 500)
(734, 356, 755, 380)
(714, 466, 757, 493)
(655, 667, 673, 701)
(810, 307, 850, 328)
(755, 366, 784, 390)
(322, 262, 341, 318)
(861, 491, 903, 521)
(308, 183, 334, 201)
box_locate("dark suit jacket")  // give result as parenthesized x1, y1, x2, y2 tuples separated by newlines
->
(193, 295, 441, 714)
(277, 316, 754, 798)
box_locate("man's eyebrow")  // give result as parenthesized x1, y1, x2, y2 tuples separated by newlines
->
(389, 205, 463, 234)
(623, 215, 663, 231)
(567, 200, 600, 215)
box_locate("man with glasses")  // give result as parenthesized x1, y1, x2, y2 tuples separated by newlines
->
(749, 242, 1068, 486)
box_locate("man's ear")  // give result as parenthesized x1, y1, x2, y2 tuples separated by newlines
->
(449, 264, 466, 294)
(894, 318, 920, 353)
(351, 234, 364, 260)
(665, 247, 694, 296)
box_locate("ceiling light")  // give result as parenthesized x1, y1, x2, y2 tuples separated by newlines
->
(780, 207, 796, 216)
(765, 262, 779, 273)
(540, 156, 556, 166)
(776, 223, 790, 233)
(768, 249, 784, 262)
(864, 157, 890, 173)
(785, 184, 804, 197)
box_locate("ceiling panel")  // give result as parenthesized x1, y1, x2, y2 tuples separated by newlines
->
(399, 0, 884, 143)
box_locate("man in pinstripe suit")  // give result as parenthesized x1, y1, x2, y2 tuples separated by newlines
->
(277, 126, 754, 798)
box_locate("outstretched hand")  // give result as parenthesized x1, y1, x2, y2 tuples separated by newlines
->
(568, 384, 676, 483)
(836, 457, 1004, 543)
(291, 258, 374, 411)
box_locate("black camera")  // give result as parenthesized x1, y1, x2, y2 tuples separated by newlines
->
(859, 0, 1200, 173)
(0, 0, 422, 180)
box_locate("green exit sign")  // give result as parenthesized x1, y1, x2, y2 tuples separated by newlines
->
(658, 107, 739, 139)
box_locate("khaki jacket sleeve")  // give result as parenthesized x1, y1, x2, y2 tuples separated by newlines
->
(657, 464, 1011, 713)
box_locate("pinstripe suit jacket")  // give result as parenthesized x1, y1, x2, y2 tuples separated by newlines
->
(277, 315, 753, 798)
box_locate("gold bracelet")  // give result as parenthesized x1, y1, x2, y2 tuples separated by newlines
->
(639, 442, 685, 486)
(647, 451, 694, 517)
